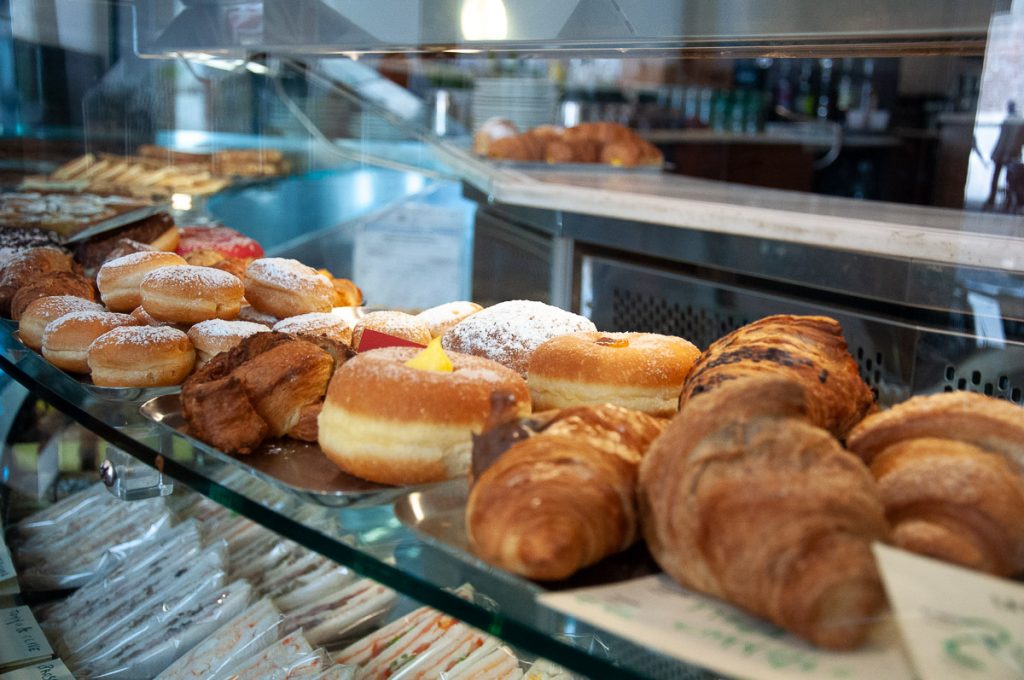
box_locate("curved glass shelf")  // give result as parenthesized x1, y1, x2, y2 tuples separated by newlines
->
(0, 327, 710, 680)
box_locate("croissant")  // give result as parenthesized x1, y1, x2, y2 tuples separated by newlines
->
(639, 376, 889, 650)
(846, 392, 1024, 576)
(680, 314, 875, 439)
(466, 403, 664, 581)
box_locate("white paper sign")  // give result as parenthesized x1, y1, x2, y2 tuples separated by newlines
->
(874, 543, 1024, 680)
(0, 659, 74, 680)
(0, 607, 52, 670)
(0, 544, 18, 598)
(539, 574, 913, 680)
(353, 202, 472, 310)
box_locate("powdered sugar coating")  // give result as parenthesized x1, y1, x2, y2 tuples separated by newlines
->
(245, 258, 330, 294)
(352, 311, 431, 347)
(273, 313, 352, 343)
(188, 319, 268, 342)
(141, 265, 242, 290)
(442, 300, 596, 376)
(91, 324, 189, 350)
(99, 249, 184, 271)
(341, 346, 522, 387)
(415, 301, 483, 338)
(23, 295, 103, 321)
(41, 310, 137, 347)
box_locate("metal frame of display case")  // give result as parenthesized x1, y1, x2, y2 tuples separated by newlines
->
(4, 1, 1024, 678)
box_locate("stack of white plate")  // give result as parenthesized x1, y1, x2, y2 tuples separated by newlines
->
(471, 77, 558, 132)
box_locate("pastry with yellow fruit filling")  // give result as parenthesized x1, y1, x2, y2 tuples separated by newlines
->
(317, 339, 530, 485)
(527, 331, 700, 418)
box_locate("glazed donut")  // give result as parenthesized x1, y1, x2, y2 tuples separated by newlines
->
(442, 300, 596, 377)
(244, 258, 334, 318)
(351, 311, 431, 350)
(415, 301, 483, 339)
(273, 312, 353, 345)
(88, 326, 195, 387)
(176, 225, 264, 260)
(41, 310, 138, 373)
(0, 246, 75, 317)
(140, 265, 244, 323)
(96, 250, 188, 312)
(317, 346, 531, 485)
(18, 296, 105, 351)
(187, 319, 269, 366)
(527, 331, 701, 417)
(10, 271, 96, 321)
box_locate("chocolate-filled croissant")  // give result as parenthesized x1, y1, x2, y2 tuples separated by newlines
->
(846, 391, 1024, 576)
(466, 402, 664, 581)
(680, 314, 874, 439)
(640, 376, 889, 650)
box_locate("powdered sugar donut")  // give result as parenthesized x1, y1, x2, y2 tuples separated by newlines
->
(442, 300, 596, 377)
(273, 312, 353, 345)
(187, 319, 270, 366)
(244, 258, 334, 318)
(415, 301, 483, 338)
(351, 311, 431, 349)
(88, 326, 196, 387)
(140, 265, 244, 323)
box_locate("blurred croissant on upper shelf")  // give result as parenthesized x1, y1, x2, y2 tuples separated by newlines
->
(473, 119, 664, 168)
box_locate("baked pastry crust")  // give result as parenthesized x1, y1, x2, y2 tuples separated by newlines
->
(680, 314, 874, 438)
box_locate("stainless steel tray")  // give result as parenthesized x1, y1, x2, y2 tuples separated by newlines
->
(10, 329, 180, 403)
(139, 393, 410, 507)
(393, 480, 660, 590)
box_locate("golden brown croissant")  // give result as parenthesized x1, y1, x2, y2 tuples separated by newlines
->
(846, 392, 1024, 576)
(680, 314, 874, 439)
(639, 376, 889, 650)
(466, 403, 664, 581)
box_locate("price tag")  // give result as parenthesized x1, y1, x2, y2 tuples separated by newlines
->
(355, 328, 426, 353)
(0, 659, 73, 680)
(0, 544, 18, 597)
(539, 574, 913, 680)
(874, 543, 1024, 680)
(0, 607, 52, 671)
(353, 201, 472, 311)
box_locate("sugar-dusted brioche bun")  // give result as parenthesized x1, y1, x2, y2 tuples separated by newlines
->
(41, 310, 139, 373)
(19, 295, 105, 351)
(244, 257, 334, 318)
(140, 265, 244, 323)
(88, 325, 196, 387)
(97, 250, 187, 312)
(187, 318, 270, 366)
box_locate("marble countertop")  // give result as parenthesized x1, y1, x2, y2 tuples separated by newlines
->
(438, 146, 1024, 273)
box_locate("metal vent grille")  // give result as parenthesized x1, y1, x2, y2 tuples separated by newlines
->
(943, 365, 1024, 404)
(610, 288, 750, 348)
(585, 256, 1024, 407)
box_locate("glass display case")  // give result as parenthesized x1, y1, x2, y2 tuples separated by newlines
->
(1, 1, 1023, 679)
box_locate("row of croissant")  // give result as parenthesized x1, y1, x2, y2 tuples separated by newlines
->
(464, 314, 1024, 651)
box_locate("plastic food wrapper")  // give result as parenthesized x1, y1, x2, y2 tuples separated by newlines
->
(7, 482, 108, 537)
(522, 659, 576, 680)
(155, 597, 285, 680)
(16, 496, 172, 591)
(441, 643, 523, 680)
(75, 579, 253, 679)
(283, 577, 397, 647)
(60, 542, 228, 661)
(39, 520, 203, 631)
(267, 561, 354, 613)
(312, 664, 357, 680)
(217, 631, 315, 679)
(14, 487, 154, 555)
